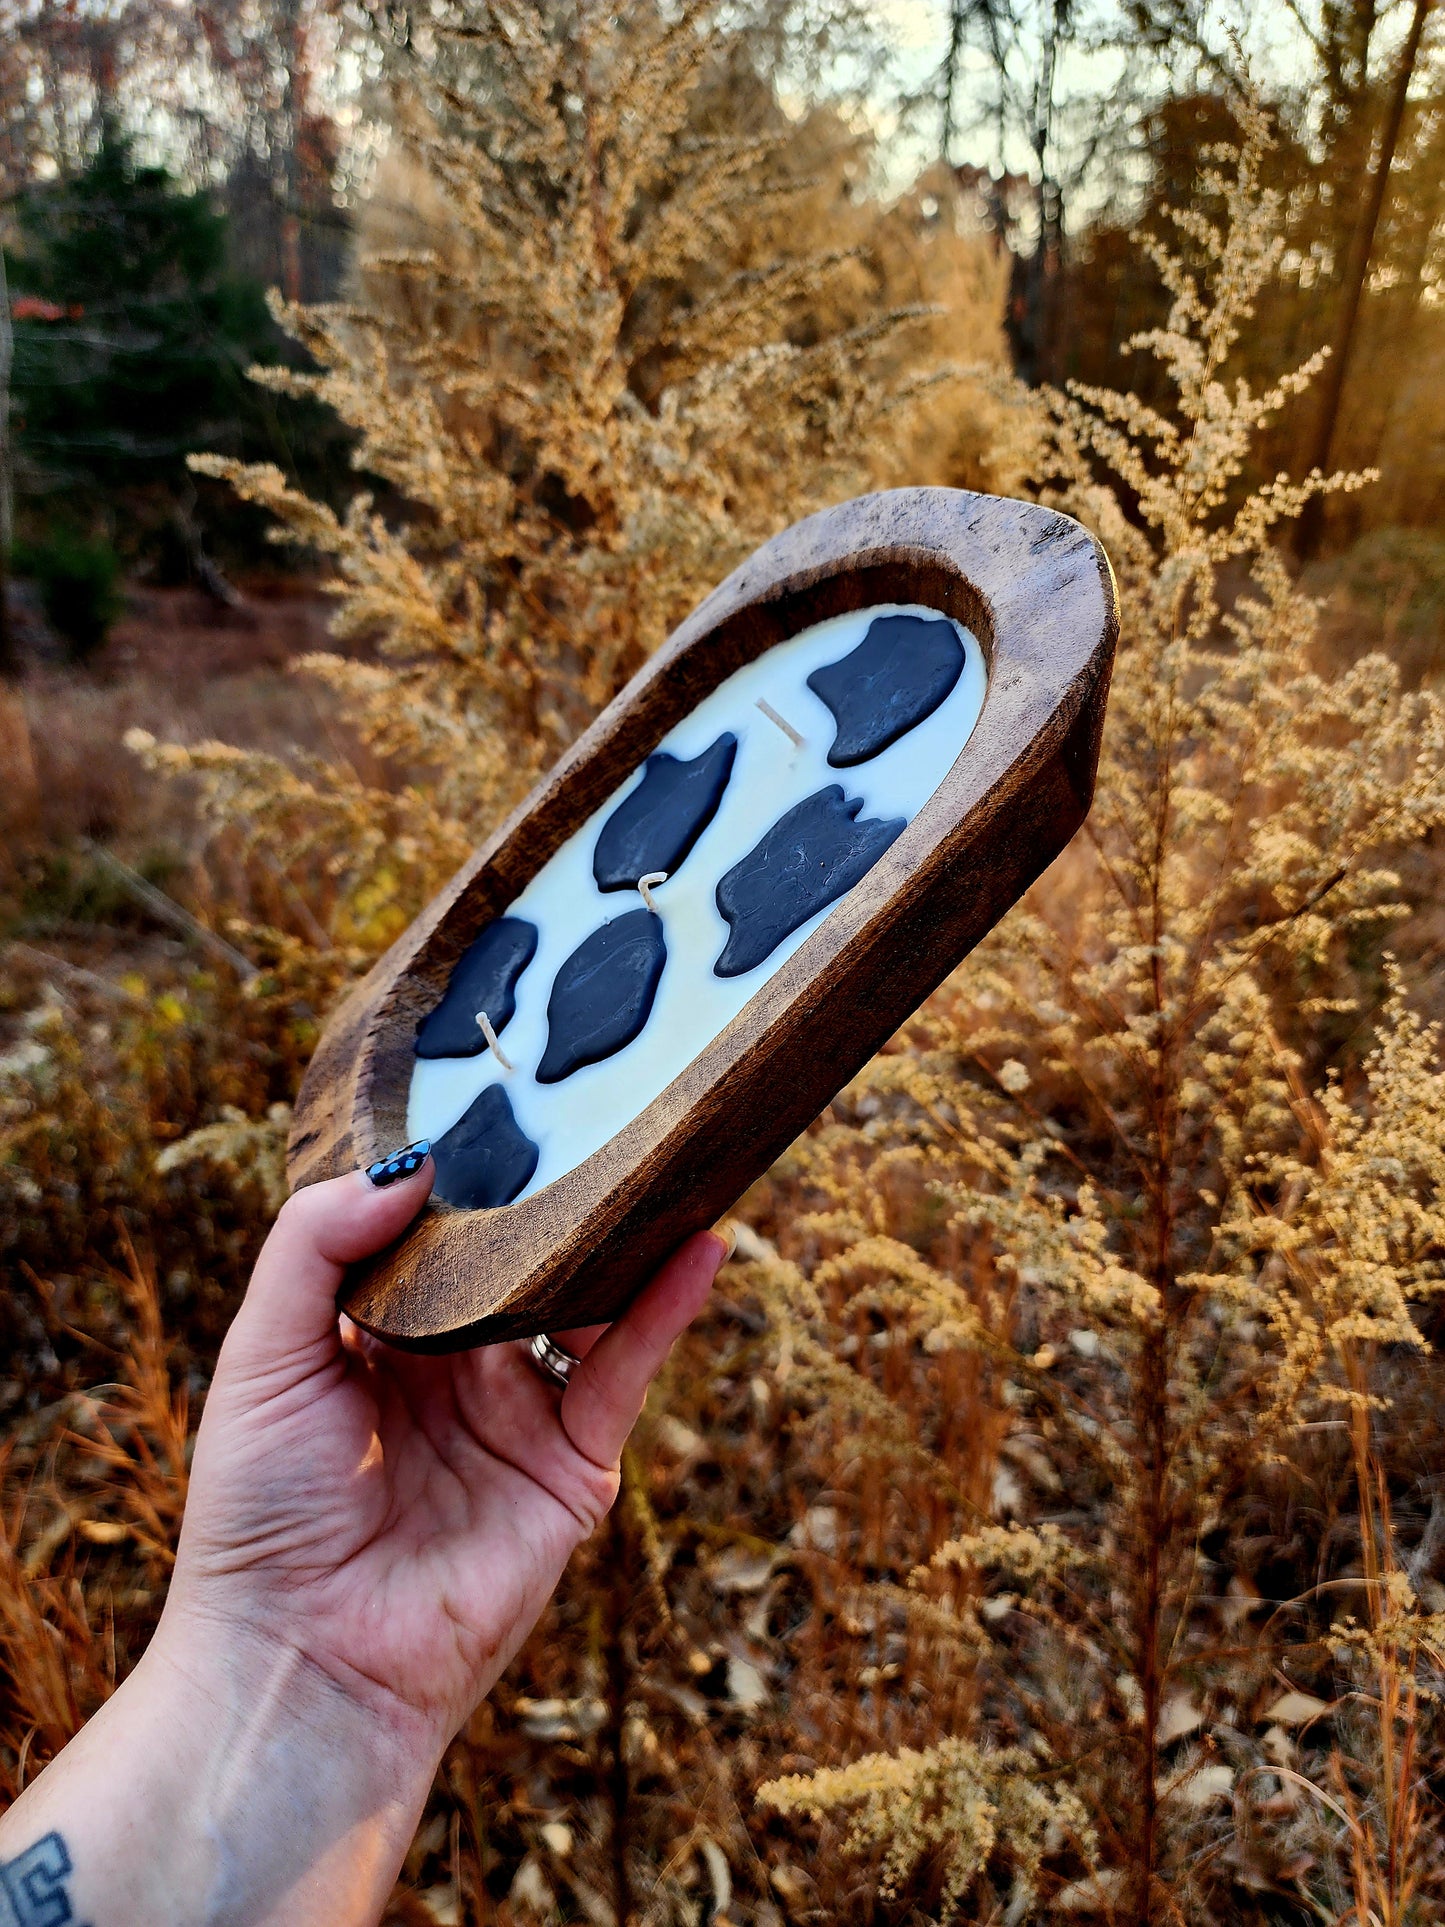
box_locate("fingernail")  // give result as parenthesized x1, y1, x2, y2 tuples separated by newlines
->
(713, 1219, 738, 1262)
(366, 1140, 431, 1188)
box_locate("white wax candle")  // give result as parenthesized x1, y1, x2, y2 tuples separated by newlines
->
(407, 601, 986, 1196)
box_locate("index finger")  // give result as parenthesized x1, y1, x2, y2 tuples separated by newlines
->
(559, 1232, 724, 1466)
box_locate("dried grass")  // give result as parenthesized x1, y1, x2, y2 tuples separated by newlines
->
(4, 23, 1445, 1927)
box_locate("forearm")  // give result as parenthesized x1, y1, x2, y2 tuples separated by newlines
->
(0, 1615, 440, 1927)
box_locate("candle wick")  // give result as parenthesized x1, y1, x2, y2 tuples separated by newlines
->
(637, 871, 667, 915)
(476, 1010, 514, 1070)
(756, 697, 805, 749)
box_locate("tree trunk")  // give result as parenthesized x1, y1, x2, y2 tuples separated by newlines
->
(278, 0, 308, 302)
(1020, 0, 1067, 384)
(1294, 0, 1433, 559)
(940, 0, 967, 162)
(0, 241, 17, 678)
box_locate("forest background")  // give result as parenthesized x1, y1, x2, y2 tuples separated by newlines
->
(5, 1, 1445, 1922)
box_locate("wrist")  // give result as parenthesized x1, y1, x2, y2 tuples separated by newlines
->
(0, 1606, 443, 1927)
(148, 1595, 446, 1788)
(146, 1601, 446, 1893)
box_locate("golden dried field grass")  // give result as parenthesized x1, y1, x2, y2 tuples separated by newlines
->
(6, 14, 1445, 1923)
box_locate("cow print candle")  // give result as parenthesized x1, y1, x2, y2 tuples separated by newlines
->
(408, 603, 987, 1207)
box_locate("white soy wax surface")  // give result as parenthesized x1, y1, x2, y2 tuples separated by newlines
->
(407, 602, 987, 1197)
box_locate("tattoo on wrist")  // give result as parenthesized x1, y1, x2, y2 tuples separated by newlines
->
(0, 1832, 85, 1927)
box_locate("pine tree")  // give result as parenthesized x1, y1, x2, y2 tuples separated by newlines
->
(10, 125, 273, 533)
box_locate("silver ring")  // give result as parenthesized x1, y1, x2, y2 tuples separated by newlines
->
(529, 1332, 581, 1388)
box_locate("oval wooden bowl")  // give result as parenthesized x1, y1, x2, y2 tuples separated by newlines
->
(287, 486, 1118, 1348)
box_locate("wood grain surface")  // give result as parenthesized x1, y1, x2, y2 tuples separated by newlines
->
(287, 487, 1119, 1348)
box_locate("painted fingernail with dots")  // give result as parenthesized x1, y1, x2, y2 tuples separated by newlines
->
(366, 1140, 431, 1188)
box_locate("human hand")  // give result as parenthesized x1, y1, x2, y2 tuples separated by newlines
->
(0, 1150, 723, 1927)
(168, 1150, 725, 1756)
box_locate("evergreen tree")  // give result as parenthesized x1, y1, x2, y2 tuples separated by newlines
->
(9, 126, 274, 535)
(6, 123, 349, 654)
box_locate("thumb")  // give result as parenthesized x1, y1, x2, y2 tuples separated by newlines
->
(228, 1146, 433, 1364)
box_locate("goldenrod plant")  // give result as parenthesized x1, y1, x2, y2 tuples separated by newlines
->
(6, 26, 1445, 1924)
(136, 1, 1004, 952)
(745, 99, 1445, 1920)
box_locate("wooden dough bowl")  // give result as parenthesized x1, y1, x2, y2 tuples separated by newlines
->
(287, 487, 1118, 1349)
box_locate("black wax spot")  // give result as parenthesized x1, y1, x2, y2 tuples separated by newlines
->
(806, 611, 965, 767)
(714, 785, 906, 978)
(430, 1084, 538, 1209)
(536, 908, 667, 1084)
(414, 917, 538, 1059)
(593, 733, 737, 891)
